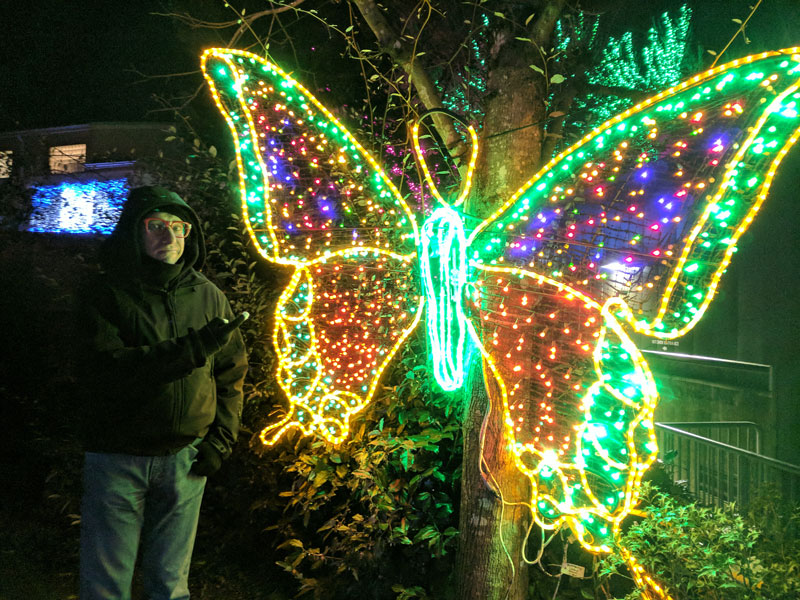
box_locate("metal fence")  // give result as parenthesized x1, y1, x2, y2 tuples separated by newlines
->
(655, 421, 800, 507)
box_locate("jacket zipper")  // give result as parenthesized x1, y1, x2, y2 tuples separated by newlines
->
(166, 289, 183, 433)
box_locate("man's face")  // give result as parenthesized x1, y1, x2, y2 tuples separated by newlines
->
(141, 211, 188, 264)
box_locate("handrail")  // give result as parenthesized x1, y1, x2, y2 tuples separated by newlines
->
(658, 421, 760, 454)
(655, 423, 800, 476)
(654, 422, 800, 507)
(659, 421, 759, 428)
(642, 350, 772, 392)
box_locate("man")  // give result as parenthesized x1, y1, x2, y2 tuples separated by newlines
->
(79, 186, 248, 600)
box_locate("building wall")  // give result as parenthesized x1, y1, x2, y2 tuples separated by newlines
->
(0, 122, 173, 177)
(652, 148, 800, 463)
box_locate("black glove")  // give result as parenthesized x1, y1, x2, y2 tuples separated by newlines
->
(197, 312, 249, 357)
(190, 441, 223, 477)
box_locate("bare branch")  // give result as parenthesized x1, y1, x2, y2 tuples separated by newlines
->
(152, 1, 305, 30)
(710, 0, 763, 68)
(351, 0, 466, 157)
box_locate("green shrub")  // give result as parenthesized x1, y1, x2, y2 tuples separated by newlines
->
(599, 483, 800, 600)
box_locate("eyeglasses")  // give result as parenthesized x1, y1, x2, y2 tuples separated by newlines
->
(144, 217, 192, 238)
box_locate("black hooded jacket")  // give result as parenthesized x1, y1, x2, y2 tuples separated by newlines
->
(81, 187, 247, 457)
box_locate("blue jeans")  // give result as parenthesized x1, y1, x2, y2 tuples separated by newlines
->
(79, 443, 206, 600)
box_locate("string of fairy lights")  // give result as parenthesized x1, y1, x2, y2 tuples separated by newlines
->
(201, 46, 800, 600)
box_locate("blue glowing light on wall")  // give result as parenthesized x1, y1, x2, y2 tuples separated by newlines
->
(27, 179, 129, 234)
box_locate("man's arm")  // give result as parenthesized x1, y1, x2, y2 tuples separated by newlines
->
(204, 306, 248, 459)
(86, 285, 242, 385)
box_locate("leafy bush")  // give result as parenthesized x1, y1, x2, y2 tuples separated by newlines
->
(599, 483, 800, 600)
(264, 334, 463, 600)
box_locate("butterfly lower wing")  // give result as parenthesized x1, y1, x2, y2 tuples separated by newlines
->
(466, 264, 659, 553)
(469, 48, 800, 339)
(262, 249, 423, 445)
(201, 49, 423, 444)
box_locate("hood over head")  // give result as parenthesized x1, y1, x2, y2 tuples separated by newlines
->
(100, 186, 205, 277)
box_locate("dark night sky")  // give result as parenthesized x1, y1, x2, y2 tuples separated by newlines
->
(0, 0, 798, 132)
(0, 1, 196, 131)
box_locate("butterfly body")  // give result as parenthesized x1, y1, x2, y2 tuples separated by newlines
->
(420, 204, 470, 391)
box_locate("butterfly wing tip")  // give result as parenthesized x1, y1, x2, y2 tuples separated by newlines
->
(259, 410, 302, 446)
(618, 543, 675, 600)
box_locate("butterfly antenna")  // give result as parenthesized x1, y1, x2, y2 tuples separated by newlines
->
(415, 109, 478, 207)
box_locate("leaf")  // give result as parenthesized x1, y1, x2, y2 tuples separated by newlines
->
(413, 525, 439, 542)
(549, 111, 566, 118)
(493, 12, 504, 18)
(732, 18, 743, 24)
(345, 25, 354, 33)
(529, 65, 544, 75)
(550, 74, 566, 84)
(515, 37, 532, 43)
(708, 49, 718, 56)
(525, 13, 536, 27)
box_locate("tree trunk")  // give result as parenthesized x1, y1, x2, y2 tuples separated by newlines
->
(455, 28, 549, 600)
(455, 360, 533, 600)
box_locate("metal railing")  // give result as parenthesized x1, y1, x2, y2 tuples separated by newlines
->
(655, 422, 800, 507)
(658, 421, 761, 454)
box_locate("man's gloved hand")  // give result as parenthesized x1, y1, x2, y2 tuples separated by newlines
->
(190, 441, 223, 477)
(197, 312, 249, 356)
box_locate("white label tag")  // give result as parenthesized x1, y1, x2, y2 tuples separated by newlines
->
(561, 563, 585, 578)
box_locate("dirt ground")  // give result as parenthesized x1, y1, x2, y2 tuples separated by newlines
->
(0, 510, 287, 600)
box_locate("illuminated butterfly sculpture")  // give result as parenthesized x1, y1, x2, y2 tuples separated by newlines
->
(202, 46, 800, 597)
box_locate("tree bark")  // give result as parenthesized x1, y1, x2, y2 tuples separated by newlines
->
(353, 3, 567, 598)
(455, 360, 533, 600)
(455, 4, 565, 599)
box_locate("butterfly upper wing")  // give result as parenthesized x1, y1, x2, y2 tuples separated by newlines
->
(469, 48, 800, 339)
(201, 49, 424, 444)
(201, 48, 419, 262)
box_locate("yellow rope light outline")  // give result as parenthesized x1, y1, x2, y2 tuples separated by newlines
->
(201, 48, 797, 597)
(411, 120, 479, 208)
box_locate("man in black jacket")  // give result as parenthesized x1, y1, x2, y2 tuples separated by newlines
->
(79, 186, 248, 600)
